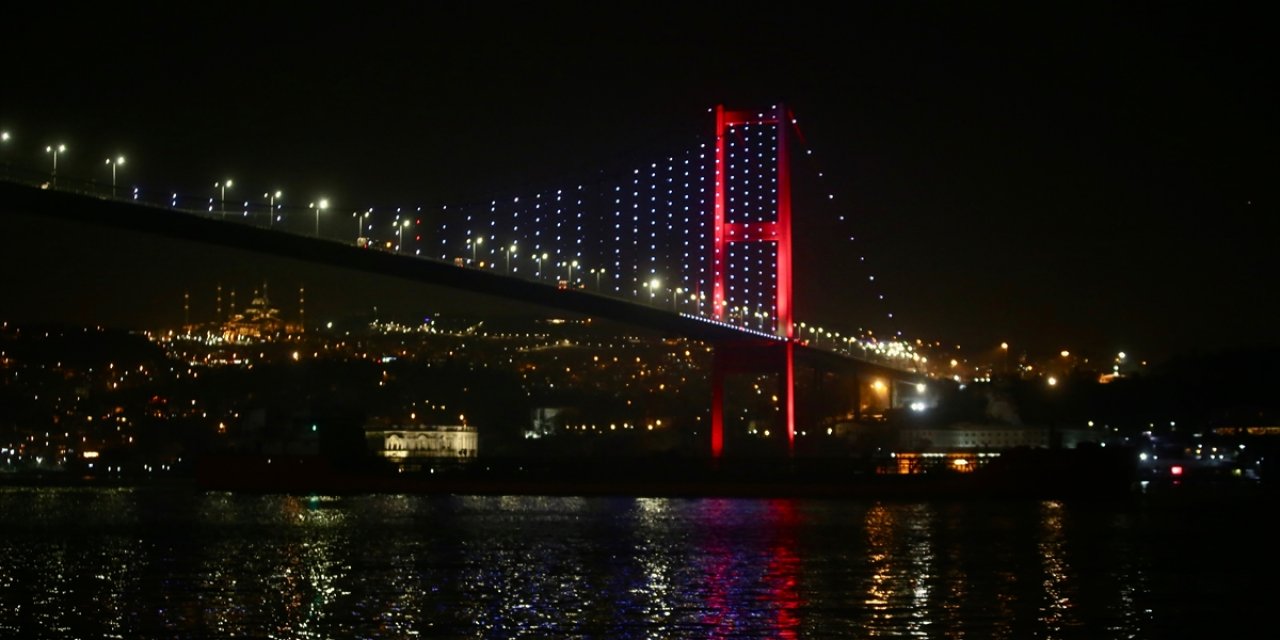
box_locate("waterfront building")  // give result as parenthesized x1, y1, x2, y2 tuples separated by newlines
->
(887, 423, 1104, 474)
(365, 424, 478, 468)
(898, 422, 1102, 451)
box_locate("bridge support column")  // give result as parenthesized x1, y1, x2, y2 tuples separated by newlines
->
(710, 339, 796, 458)
(852, 376, 862, 422)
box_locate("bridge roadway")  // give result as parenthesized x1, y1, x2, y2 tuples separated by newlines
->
(0, 180, 920, 382)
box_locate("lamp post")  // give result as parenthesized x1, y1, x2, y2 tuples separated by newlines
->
(471, 236, 483, 265)
(396, 219, 410, 253)
(309, 198, 328, 237)
(45, 144, 66, 186)
(505, 243, 517, 273)
(648, 278, 661, 305)
(537, 253, 548, 278)
(104, 156, 125, 197)
(264, 191, 281, 227)
(215, 180, 233, 218)
(353, 210, 370, 242)
(567, 260, 578, 285)
(1, 131, 10, 175)
(592, 268, 605, 291)
(673, 287, 683, 311)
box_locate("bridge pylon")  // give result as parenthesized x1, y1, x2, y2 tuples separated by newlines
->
(710, 339, 796, 458)
(710, 104, 797, 457)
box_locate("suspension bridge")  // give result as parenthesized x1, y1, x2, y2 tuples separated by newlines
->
(0, 104, 929, 458)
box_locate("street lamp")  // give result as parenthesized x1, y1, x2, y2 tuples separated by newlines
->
(505, 243, 517, 273)
(353, 210, 370, 242)
(215, 180, 233, 218)
(648, 278, 661, 304)
(104, 156, 125, 197)
(264, 191, 282, 227)
(673, 287, 683, 311)
(471, 236, 483, 264)
(396, 219, 410, 253)
(309, 198, 328, 237)
(45, 144, 66, 186)
(591, 268, 606, 291)
(567, 260, 578, 284)
(537, 253, 548, 278)
(1, 131, 10, 174)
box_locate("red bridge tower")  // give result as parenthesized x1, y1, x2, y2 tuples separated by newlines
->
(709, 104, 797, 458)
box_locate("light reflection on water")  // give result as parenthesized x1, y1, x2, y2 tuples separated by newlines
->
(0, 486, 1263, 638)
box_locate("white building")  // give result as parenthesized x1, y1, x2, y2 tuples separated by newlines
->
(366, 425, 478, 465)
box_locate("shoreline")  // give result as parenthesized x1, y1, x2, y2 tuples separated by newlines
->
(6, 448, 1266, 501)
(2, 468, 1267, 502)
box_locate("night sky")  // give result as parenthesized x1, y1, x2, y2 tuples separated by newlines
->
(1, 3, 1272, 364)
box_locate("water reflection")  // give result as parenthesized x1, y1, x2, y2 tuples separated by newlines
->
(763, 500, 801, 640)
(688, 499, 803, 638)
(0, 487, 1244, 638)
(860, 502, 938, 638)
(1038, 500, 1078, 636)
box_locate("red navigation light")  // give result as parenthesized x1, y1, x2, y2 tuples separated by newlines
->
(1170, 465, 1184, 476)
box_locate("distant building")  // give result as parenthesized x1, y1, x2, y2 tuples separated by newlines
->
(221, 287, 300, 342)
(885, 423, 1103, 475)
(365, 424, 478, 466)
(899, 422, 1102, 451)
(527, 407, 564, 439)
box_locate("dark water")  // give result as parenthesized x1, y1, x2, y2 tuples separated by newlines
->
(0, 484, 1271, 639)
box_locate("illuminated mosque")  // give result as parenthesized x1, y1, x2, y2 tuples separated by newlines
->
(185, 282, 304, 342)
